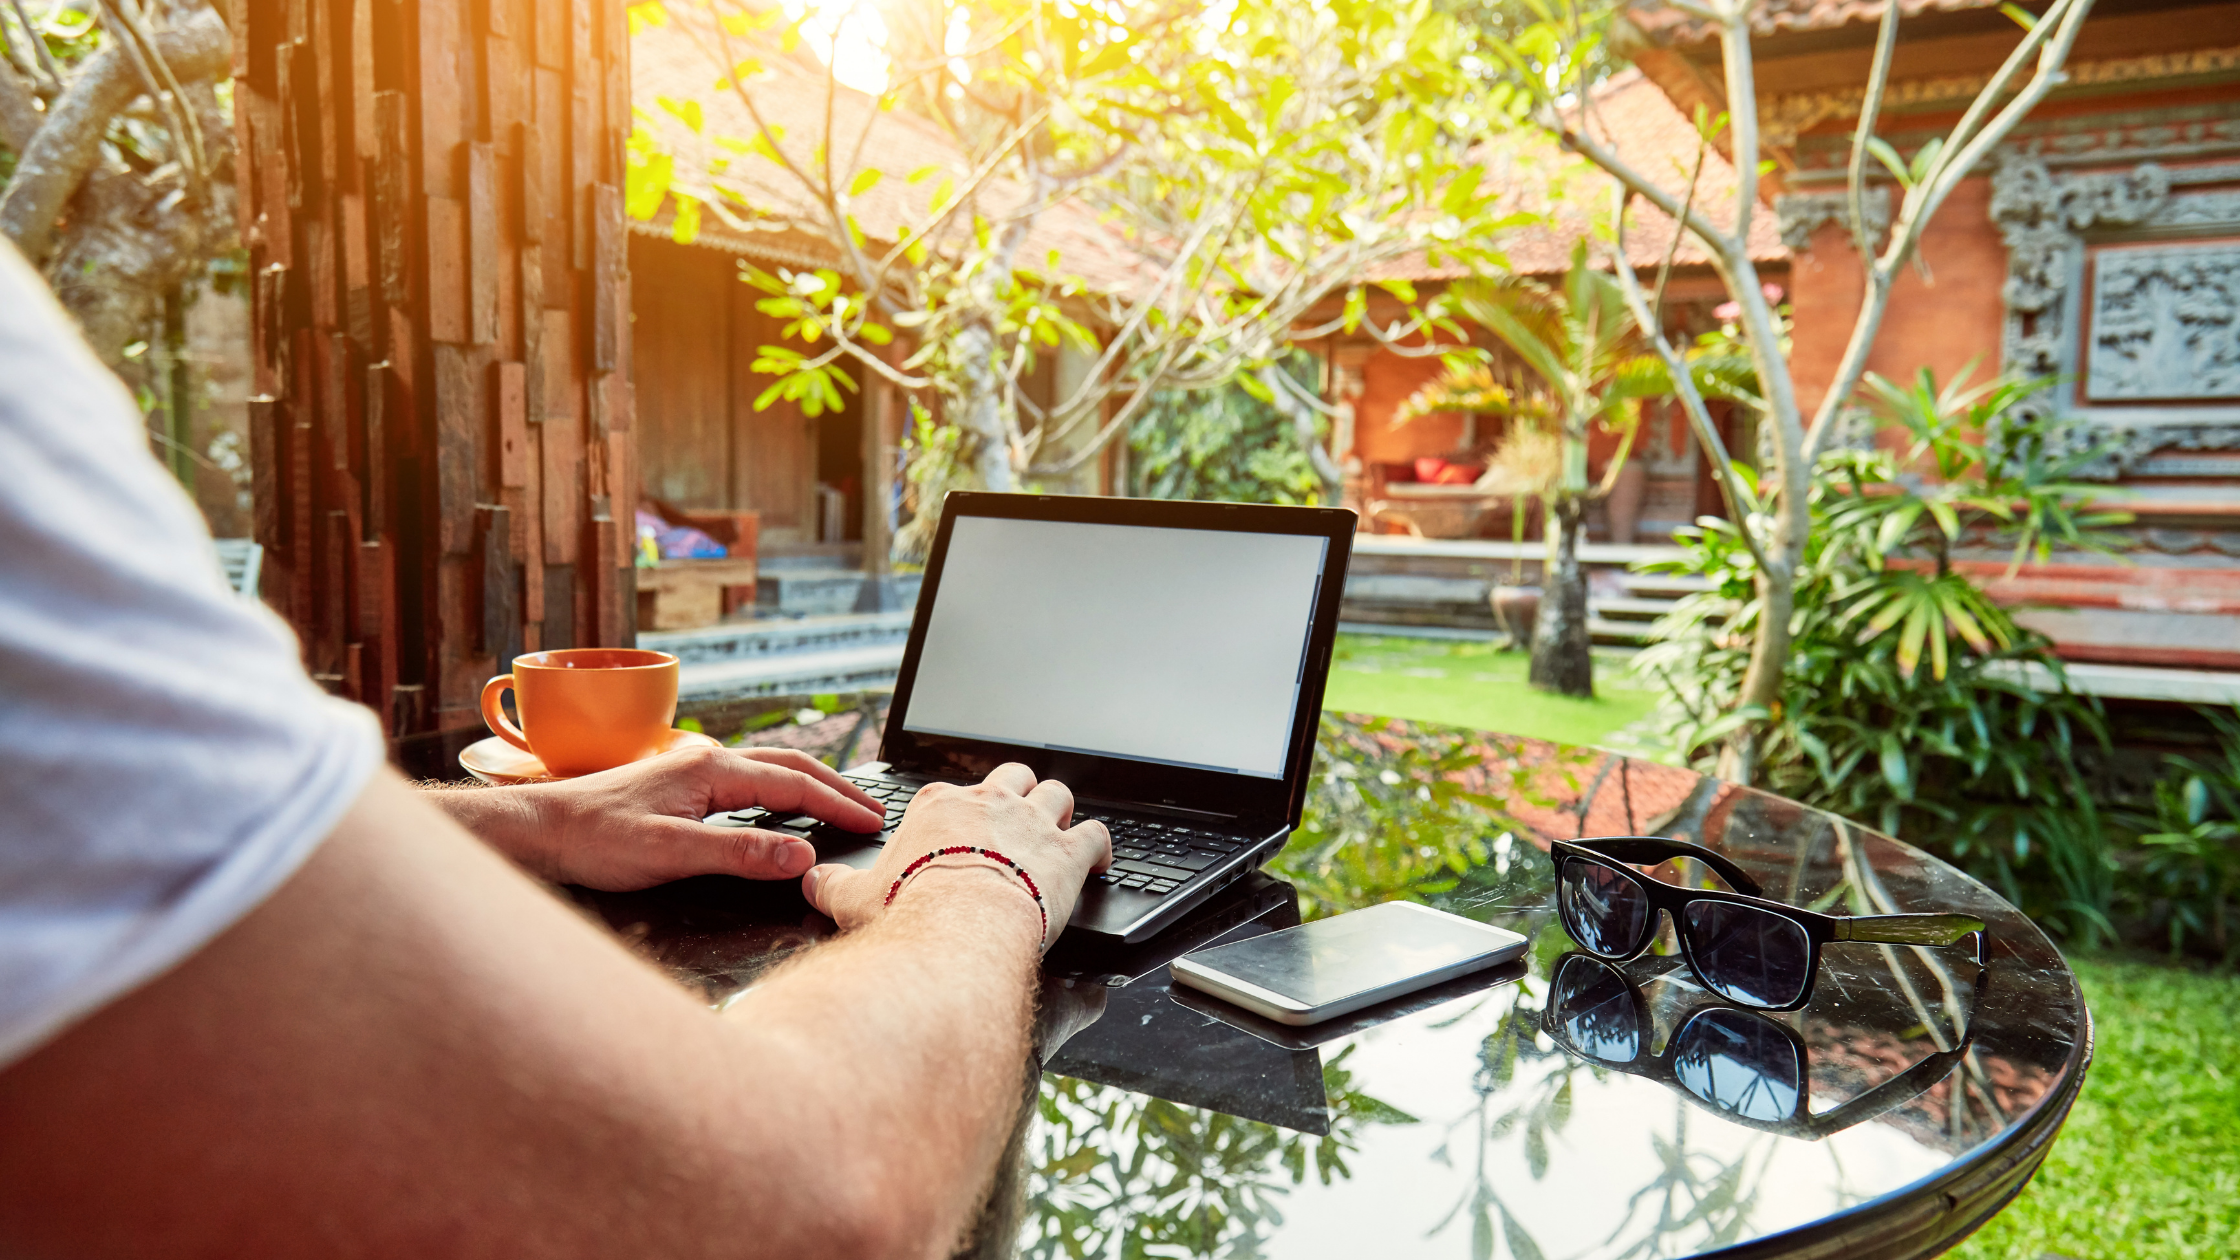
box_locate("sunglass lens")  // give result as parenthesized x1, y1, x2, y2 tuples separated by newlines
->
(1672, 1008, 1803, 1123)
(1560, 858, 1651, 958)
(1551, 955, 1641, 1063)
(1681, 901, 1813, 1008)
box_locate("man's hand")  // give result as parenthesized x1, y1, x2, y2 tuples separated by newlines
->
(430, 746, 886, 890)
(803, 763, 1111, 949)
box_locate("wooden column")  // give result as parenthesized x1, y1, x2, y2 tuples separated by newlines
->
(236, 0, 635, 772)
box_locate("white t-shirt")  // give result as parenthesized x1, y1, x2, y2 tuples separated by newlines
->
(0, 243, 384, 1069)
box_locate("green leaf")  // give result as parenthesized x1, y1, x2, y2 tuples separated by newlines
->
(847, 168, 883, 197)
(1880, 734, 1913, 800)
(1500, 1203, 1548, 1260)
(657, 96, 703, 134)
(1998, 2, 2038, 30)
(1867, 136, 1911, 186)
(670, 196, 700, 244)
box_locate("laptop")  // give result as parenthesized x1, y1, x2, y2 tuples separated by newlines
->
(709, 491, 1355, 942)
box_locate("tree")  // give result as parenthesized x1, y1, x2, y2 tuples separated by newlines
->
(1483, 0, 2098, 780)
(1403, 243, 1745, 697)
(627, 0, 1527, 521)
(0, 0, 234, 377)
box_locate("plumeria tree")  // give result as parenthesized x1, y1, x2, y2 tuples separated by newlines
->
(627, 0, 1530, 526)
(1483, 0, 2099, 779)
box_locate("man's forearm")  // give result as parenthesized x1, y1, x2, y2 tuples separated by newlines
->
(729, 866, 1044, 1254)
(417, 780, 543, 853)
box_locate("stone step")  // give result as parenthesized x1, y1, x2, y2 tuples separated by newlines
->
(1621, 572, 1715, 598)
(756, 568, 923, 618)
(641, 610, 914, 667)
(676, 641, 907, 703)
(1589, 596, 1678, 622)
(1588, 616, 1656, 646)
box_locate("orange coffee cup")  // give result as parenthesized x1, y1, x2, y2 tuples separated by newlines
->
(479, 648, 681, 777)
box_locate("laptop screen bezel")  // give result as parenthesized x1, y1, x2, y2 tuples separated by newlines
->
(878, 492, 1356, 833)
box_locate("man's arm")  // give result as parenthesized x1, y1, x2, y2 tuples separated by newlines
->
(0, 764, 1099, 1259)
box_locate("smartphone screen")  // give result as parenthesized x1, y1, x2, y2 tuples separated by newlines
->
(1176, 901, 1524, 1014)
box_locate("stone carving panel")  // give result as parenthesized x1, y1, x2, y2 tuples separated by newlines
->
(2086, 243, 2240, 402)
(1992, 155, 2240, 478)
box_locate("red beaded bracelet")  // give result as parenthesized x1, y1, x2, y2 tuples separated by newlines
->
(884, 846, 1049, 947)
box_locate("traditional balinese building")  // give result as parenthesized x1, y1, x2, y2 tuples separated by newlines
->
(1318, 71, 1791, 547)
(1620, 0, 2240, 680)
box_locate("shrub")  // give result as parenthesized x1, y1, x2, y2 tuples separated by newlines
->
(1126, 352, 1325, 505)
(2126, 708, 2240, 962)
(1634, 369, 2131, 941)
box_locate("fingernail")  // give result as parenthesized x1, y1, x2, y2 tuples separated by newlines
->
(785, 840, 814, 874)
(801, 866, 820, 899)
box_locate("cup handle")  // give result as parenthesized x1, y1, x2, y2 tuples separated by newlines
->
(480, 674, 534, 754)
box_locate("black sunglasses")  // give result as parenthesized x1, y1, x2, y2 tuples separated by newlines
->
(1551, 836, 1987, 1011)
(1540, 953, 1986, 1140)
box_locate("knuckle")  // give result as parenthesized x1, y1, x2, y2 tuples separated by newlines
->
(724, 830, 773, 870)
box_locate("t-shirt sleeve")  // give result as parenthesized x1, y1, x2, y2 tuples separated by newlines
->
(0, 243, 385, 1069)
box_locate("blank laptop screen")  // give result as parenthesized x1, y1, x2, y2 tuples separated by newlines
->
(902, 515, 1330, 779)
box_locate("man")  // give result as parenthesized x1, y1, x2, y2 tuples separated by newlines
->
(0, 239, 1110, 1257)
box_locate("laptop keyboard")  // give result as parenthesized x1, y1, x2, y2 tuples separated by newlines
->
(713, 775, 1254, 899)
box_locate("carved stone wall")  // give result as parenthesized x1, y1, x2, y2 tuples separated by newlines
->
(1991, 155, 2240, 479)
(1773, 187, 1889, 252)
(235, 0, 637, 769)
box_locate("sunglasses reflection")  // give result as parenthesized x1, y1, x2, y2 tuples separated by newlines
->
(1543, 951, 1995, 1144)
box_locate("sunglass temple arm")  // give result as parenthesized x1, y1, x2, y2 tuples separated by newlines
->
(1834, 913, 1986, 947)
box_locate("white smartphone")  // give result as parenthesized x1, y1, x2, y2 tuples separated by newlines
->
(1168, 901, 1529, 1026)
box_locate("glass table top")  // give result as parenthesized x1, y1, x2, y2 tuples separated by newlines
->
(571, 713, 2089, 1259)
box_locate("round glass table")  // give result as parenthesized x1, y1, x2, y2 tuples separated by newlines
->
(572, 714, 2090, 1259)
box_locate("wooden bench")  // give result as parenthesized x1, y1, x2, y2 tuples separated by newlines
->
(636, 556, 762, 631)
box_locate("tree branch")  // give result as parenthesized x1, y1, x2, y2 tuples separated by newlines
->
(0, 59, 38, 149)
(1715, 0, 1761, 242)
(0, 3, 226, 264)
(1846, 0, 1901, 261)
(1608, 193, 1768, 572)
(1554, 118, 1741, 263)
(7, 0, 59, 94)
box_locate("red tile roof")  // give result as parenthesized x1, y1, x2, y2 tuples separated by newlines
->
(1627, 0, 2003, 46)
(1377, 70, 1787, 282)
(629, 16, 1157, 297)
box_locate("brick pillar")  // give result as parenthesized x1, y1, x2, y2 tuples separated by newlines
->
(235, 0, 635, 772)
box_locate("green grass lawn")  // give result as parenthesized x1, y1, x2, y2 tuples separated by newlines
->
(1951, 953, 2240, 1260)
(1323, 641, 2240, 1260)
(1320, 632, 1656, 749)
